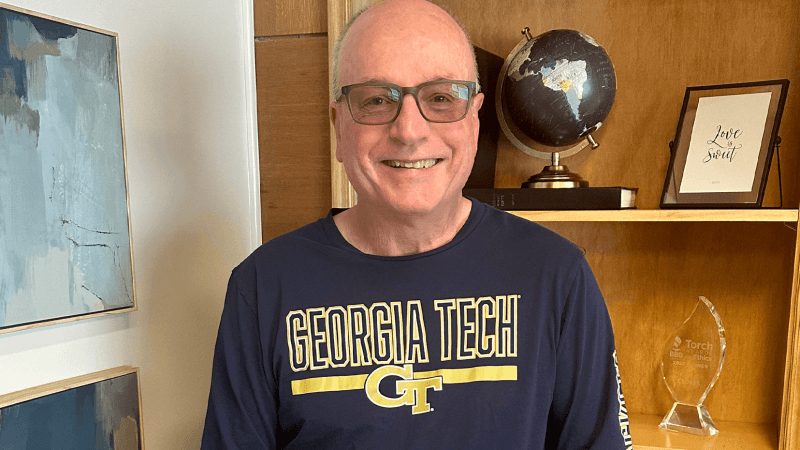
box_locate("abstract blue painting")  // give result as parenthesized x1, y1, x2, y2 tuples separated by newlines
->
(0, 367, 142, 449)
(0, 4, 134, 332)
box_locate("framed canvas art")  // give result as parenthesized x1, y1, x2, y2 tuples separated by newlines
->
(0, 366, 144, 449)
(0, 3, 135, 333)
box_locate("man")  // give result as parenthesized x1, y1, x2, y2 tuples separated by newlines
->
(202, 0, 631, 448)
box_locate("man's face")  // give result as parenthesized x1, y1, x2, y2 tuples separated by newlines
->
(331, 6, 484, 217)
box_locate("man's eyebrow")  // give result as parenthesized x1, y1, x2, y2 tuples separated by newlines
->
(356, 78, 390, 84)
(351, 76, 465, 86)
(429, 76, 462, 82)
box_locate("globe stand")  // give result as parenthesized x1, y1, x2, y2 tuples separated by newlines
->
(521, 152, 589, 188)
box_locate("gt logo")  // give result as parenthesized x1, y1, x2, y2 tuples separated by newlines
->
(365, 364, 442, 414)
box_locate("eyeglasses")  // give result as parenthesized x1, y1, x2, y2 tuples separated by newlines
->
(339, 80, 477, 125)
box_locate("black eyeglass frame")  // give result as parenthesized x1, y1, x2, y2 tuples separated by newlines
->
(339, 80, 478, 125)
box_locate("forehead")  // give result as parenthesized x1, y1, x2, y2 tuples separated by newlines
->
(340, 6, 473, 85)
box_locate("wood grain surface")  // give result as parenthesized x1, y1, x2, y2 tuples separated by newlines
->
(256, 37, 332, 242)
(254, 0, 327, 37)
(630, 413, 779, 450)
(541, 220, 794, 425)
(781, 224, 800, 449)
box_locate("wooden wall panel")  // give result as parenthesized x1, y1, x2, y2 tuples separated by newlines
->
(327, 0, 361, 208)
(254, 0, 327, 37)
(256, 37, 331, 242)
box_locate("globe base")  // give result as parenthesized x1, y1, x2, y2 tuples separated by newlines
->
(521, 164, 589, 189)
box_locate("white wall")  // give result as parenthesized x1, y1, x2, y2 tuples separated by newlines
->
(0, 0, 260, 448)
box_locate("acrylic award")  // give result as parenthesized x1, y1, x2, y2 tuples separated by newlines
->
(659, 296, 726, 436)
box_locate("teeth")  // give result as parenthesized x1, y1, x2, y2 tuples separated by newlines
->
(384, 159, 440, 169)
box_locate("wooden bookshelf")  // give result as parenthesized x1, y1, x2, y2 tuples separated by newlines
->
(630, 413, 779, 450)
(538, 217, 799, 450)
(512, 209, 799, 223)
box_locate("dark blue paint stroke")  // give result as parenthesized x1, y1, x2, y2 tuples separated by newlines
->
(28, 16, 77, 41)
(0, 8, 77, 103)
(0, 10, 28, 100)
(0, 384, 96, 449)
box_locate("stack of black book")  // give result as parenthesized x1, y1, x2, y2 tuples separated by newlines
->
(463, 187, 638, 210)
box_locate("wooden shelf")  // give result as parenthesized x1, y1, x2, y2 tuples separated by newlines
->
(510, 209, 799, 223)
(630, 413, 779, 450)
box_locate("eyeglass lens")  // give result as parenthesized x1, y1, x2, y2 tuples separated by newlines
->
(347, 82, 471, 124)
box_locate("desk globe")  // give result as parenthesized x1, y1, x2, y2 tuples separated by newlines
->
(496, 28, 617, 188)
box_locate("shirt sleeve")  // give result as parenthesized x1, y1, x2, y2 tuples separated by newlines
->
(545, 258, 633, 450)
(201, 269, 278, 449)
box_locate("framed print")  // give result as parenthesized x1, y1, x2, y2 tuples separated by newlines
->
(660, 79, 789, 208)
(0, 366, 144, 449)
(0, 3, 135, 333)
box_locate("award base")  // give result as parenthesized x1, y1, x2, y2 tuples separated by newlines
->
(659, 402, 719, 436)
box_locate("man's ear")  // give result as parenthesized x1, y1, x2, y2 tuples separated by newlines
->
(471, 92, 485, 142)
(330, 101, 344, 162)
(472, 92, 485, 114)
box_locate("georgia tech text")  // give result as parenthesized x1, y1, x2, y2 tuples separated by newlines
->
(286, 295, 519, 372)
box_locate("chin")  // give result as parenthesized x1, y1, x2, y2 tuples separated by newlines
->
(380, 189, 463, 216)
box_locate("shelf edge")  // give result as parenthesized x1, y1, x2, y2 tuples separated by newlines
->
(509, 209, 800, 222)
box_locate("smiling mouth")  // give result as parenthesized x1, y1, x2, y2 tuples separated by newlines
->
(382, 158, 442, 169)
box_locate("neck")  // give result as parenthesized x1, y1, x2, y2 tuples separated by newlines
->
(333, 196, 472, 256)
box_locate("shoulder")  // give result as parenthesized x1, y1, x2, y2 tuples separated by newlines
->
(471, 202, 585, 265)
(229, 217, 333, 286)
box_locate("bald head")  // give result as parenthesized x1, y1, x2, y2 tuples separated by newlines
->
(331, 0, 479, 100)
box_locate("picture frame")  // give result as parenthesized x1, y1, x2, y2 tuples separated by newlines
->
(0, 366, 144, 449)
(0, 3, 136, 333)
(660, 79, 789, 208)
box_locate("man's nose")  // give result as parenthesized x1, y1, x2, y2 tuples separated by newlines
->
(389, 94, 430, 144)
